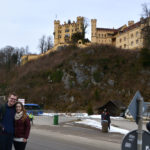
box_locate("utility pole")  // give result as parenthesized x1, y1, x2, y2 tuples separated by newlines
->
(137, 97, 143, 150)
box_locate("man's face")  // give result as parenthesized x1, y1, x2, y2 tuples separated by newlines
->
(8, 94, 17, 107)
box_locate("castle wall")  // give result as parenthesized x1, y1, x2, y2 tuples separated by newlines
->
(91, 18, 144, 50)
(116, 26, 143, 49)
(96, 30, 114, 45)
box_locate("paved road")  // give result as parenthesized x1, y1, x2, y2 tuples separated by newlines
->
(12, 115, 148, 150)
(15, 126, 121, 150)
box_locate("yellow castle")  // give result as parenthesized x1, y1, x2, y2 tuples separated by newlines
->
(21, 16, 148, 65)
(54, 16, 84, 46)
(91, 18, 145, 49)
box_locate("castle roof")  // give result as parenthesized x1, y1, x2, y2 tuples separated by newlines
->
(97, 28, 117, 32)
(96, 20, 141, 35)
(121, 21, 141, 33)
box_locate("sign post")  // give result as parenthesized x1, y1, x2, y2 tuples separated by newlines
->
(137, 97, 143, 150)
(122, 91, 146, 150)
(122, 130, 150, 150)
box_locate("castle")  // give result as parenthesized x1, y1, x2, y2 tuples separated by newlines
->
(54, 16, 145, 49)
(91, 18, 144, 49)
(21, 16, 147, 65)
(54, 16, 84, 46)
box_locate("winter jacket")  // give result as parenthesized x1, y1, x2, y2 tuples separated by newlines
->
(0, 103, 15, 134)
(101, 112, 111, 124)
(14, 116, 30, 139)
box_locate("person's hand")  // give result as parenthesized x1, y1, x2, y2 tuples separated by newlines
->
(0, 125, 4, 131)
(23, 139, 27, 142)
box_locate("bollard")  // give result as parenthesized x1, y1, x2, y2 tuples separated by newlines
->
(53, 115, 59, 125)
(101, 120, 108, 132)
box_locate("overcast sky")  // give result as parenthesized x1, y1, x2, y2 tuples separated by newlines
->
(0, 0, 149, 54)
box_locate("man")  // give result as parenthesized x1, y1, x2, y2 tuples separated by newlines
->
(0, 93, 18, 150)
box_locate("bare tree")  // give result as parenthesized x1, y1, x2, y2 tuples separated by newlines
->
(82, 17, 89, 39)
(39, 35, 47, 54)
(0, 45, 28, 69)
(46, 36, 53, 51)
(39, 35, 53, 54)
(140, 4, 150, 67)
(141, 4, 150, 49)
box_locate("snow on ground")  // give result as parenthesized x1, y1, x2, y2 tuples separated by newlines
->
(42, 113, 128, 134)
(75, 119, 129, 135)
(42, 113, 123, 120)
(42, 113, 88, 118)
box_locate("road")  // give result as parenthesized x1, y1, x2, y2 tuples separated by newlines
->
(24, 126, 121, 150)
(12, 115, 148, 150)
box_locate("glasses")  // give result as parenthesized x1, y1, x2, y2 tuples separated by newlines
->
(10, 98, 17, 101)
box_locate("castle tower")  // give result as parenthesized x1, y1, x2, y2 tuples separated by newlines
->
(53, 17, 85, 46)
(91, 19, 97, 43)
(77, 16, 84, 33)
(77, 16, 84, 24)
(54, 20, 60, 46)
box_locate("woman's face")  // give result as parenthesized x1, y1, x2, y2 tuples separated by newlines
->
(16, 103, 22, 113)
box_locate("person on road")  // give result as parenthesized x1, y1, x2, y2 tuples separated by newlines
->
(101, 108, 111, 129)
(0, 92, 18, 150)
(14, 102, 31, 150)
(29, 113, 34, 125)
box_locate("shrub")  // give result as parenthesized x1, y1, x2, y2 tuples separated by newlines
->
(87, 104, 94, 115)
(50, 69, 63, 82)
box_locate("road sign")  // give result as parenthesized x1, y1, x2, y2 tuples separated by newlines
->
(122, 130, 150, 150)
(128, 91, 144, 123)
(18, 98, 25, 105)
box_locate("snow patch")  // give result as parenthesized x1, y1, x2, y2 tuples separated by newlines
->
(75, 119, 129, 135)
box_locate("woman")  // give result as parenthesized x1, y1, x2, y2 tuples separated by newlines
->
(14, 102, 30, 150)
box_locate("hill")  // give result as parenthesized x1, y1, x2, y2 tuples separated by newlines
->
(1, 45, 150, 112)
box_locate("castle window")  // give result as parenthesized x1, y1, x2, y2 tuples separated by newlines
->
(120, 38, 122, 43)
(136, 31, 139, 37)
(124, 37, 126, 41)
(65, 29, 69, 32)
(131, 33, 134, 38)
(124, 44, 126, 48)
(65, 34, 70, 37)
(131, 41, 134, 46)
(136, 39, 139, 44)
